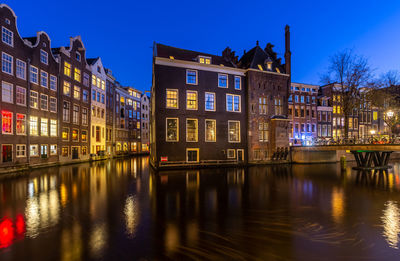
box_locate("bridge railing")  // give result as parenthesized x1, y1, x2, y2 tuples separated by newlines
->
(301, 136, 400, 147)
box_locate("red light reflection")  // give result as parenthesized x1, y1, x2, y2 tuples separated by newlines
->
(0, 218, 14, 249)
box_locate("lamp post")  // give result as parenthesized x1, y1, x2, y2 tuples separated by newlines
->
(386, 110, 395, 136)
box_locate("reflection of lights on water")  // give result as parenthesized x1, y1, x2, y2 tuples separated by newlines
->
(60, 184, 68, 207)
(382, 201, 400, 249)
(90, 223, 107, 258)
(331, 188, 345, 223)
(61, 222, 82, 261)
(165, 223, 179, 253)
(0, 218, 14, 248)
(49, 190, 60, 226)
(25, 197, 39, 238)
(28, 182, 34, 198)
(124, 195, 138, 237)
(389, 173, 394, 190)
(39, 193, 49, 228)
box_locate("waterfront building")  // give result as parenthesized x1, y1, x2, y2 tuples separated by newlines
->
(238, 27, 291, 161)
(114, 84, 142, 154)
(52, 36, 91, 162)
(151, 43, 248, 168)
(0, 4, 60, 165)
(105, 68, 116, 156)
(287, 82, 318, 146)
(87, 57, 106, 155)
(140, 93, 150, 153)
(317, 95, 333, 139)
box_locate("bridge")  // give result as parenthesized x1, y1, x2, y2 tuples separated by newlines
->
(290, 144, 400, 163)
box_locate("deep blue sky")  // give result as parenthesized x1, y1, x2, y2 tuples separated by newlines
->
(6, 0, 400, 91)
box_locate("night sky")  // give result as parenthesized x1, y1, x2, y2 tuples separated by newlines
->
(6, 0, 400, 92)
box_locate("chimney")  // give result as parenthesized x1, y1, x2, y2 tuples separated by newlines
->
(284, 25, 291, 76)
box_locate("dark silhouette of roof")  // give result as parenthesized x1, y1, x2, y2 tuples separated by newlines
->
(155, 43, 237, 68)
(86, 57, 99, 65)
(238, 44, 286, 73)
(23, 37, 37, 45)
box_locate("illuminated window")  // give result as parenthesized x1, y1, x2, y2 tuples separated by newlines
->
(74, 68, 81, 82)
(258, 122, 269, 142)
(97, 78, 101, 88)
(205, 92, 215, 111)
(166, 89, 178, 108)
(62, 128, 69, 140)
(2, 27, 13, 46)
(101, 80, 105, 90)
(276, 67, 280, 73)
(234, 76, 241, 90)
(186, 119, 198, 142)
(30, 145, 39, 157)
(373, 111, 378, 121)
(72, 129, 79, 141)
(186, 91, 198, 110)
(218, 74, 228, 88)
(92, 75, 97, 86)
(137, 121, 140, 129)
(186, 70, 197, 85)
(29, 116, 38, 136)
(82, 146, 87, 155)
(40, 118, 48, 136)
(2, 111, 12, 134)
(50, 119, 57, 137)
(16, 113, 26, 135)
(205, 119, 216, 142)
(2, 81, 13, 103)
(257, 64, 264, 71)
(267, 62, 272, 70)
(226, 94, 241, 112)
(64, 62, 71, 77)
(30, 91, 38, 109)
(259, 97, 267, 114)
(61, 146, 68, 156)
(166, 118, 178, 142)
(2, 52, 12, 75)
(40, 50, 48, 64)
(198, 56, 211, 64)
(50, 145, 57, 155)
(81, 130, 87, 142)
(63, 81, 71, 96)
(228, 121, 240, 142)
(169, 56, 174, 59)
(73, 86, 80, 100)
(40, 145, 47, 158)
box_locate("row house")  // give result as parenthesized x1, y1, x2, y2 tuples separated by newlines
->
(105, 68, 115, 155)
(114, 85, 142, 154)
(0, 5, 59, 165)
(141, 93, 150, 152)
(317, 96, 333, 139)
(87, 57, 106, 155)
(288, 82, 318, 146)
(150, 26, 290, 168)
(52, 37, 91, 162)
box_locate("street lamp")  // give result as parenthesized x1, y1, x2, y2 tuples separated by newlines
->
(370, 130, 376, 135)
(387, 110, 394, 118)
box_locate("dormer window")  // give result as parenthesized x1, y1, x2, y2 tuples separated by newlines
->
(40, 50, 48, 65)
(76, 52, 81, 61)
(198, 56, 211, 64)
(97, 66, 101, 73)
(257, 64, 264, 71)
(276, 67, 280, 73)
(267, 62, 272, 70)
(169, 56, 174, 60)
(5, 19, 10, 25)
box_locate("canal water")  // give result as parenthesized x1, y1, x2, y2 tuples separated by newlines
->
(1, 157, 400, 260)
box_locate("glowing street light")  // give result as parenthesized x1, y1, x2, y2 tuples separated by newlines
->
(387, 110, 394, 118)
(370, 130, 376, 135)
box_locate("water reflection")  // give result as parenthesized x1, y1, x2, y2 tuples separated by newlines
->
(382, 201, 400, 249)
(2, 158, 400, 259)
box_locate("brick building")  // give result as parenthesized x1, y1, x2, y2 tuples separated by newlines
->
(317, 95, 333, 139)
(140, 93, 150, 153)
(52, 36, 91, 162)
(0, 4, 59, 165)
(151, 43, 247, 168)
(288, 83, 318, 145)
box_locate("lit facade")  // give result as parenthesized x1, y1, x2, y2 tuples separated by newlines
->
(140, 94, 150, 153)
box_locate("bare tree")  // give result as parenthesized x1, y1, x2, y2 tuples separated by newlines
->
(322, 49, 373, 139)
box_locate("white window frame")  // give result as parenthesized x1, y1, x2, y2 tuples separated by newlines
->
(50, 75, 57, 91)
(218, 73, 228, 88)
(227, 149, 236, 159)
(30, 144, 39, 157)
(30, 65, 39, 84)
(30, 90, 39, 109)
(2, 26, 13, 47)
(2, 81, 13, 103)
(50, 97, 57, 113)
(226, 94, 241, 113)
(50, 144, 58, 155)
(50, 119, 57, 137)
(2, 111, 13, 134)
(228, 120, 241, 143)
(40, 49, 48, 65)
(40, 118, 48, 136)
(165, 118, 179, 142)
(16, 144, 26, 158)
(205, 119, 216, 142)
(186, 118, 198, 142)
(205, 92, 216, 112)
(2, 52, 13, 75)
(16, 113, 26, 135)
(234, 76, 241, 90)
(40, 93, 48, 111)
(16, 59, 26, 80)
(16, 86, 26, 106)
(166, 89, 179, 109)
(186, 90, 198, 110)
(186, 69, 198, 85)
(40, 70, 48, 88)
